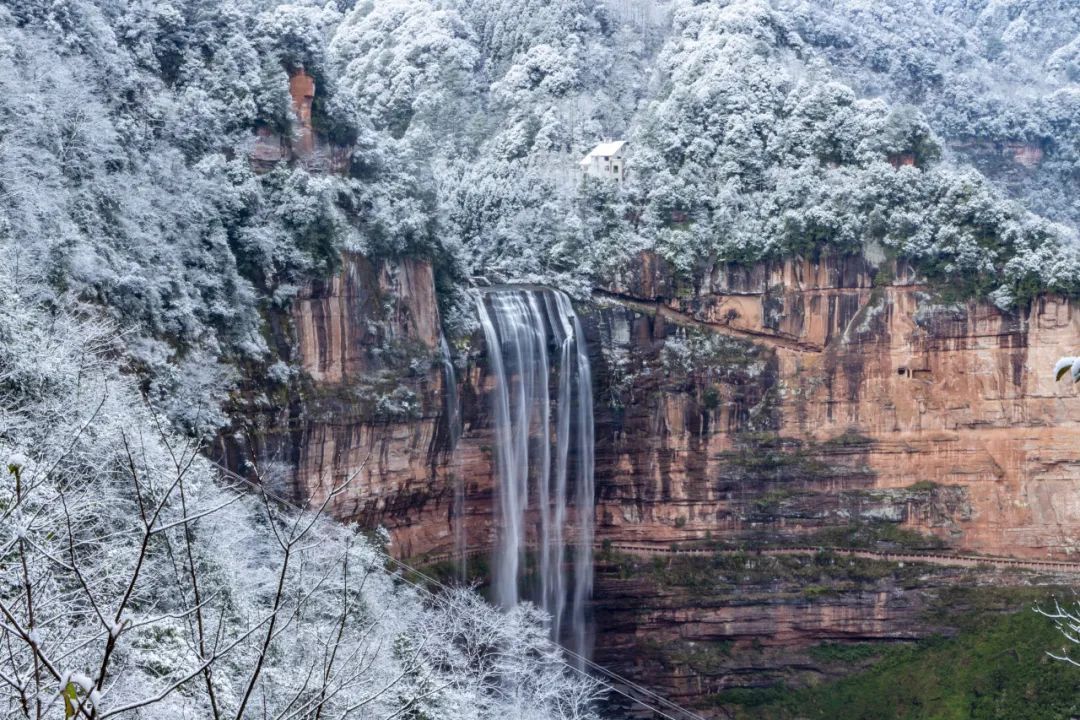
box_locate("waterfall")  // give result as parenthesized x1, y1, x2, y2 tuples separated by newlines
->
(474, 287, 595, 663)
(439, 335, 465, 580)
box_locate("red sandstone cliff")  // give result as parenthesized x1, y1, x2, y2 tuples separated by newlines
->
(580, 252, 1080, 713)
(286, 254, 469, 556)
(259, 251, 1080, 563)
(594, 252, 1080, 559)
(224, 250, 1080, 716)
(251, 68, 350, 173)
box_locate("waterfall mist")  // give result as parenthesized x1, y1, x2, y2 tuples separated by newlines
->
(473, 287, 595, 663)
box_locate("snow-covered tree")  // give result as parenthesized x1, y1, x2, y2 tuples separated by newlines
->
(622, 0, 1080, 303)
(778, 0, 1080, 232)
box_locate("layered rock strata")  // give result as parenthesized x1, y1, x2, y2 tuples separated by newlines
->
(591, 551, 1070, 717)
(234, 249, 1080, 564)
(224, 250, 1080, 715)
(592, 252, 1080, 559)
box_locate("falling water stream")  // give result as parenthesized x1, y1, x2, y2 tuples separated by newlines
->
(470, 287, 595, 663)
(439, 335, 466, 580)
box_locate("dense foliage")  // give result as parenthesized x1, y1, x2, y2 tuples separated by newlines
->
(0, 0, 361, 436)
(1, 0, 1079, 715)
(627, 1, 1080, 308)
(324, 0, 1080, 306)
(782, 0, 1080, 232)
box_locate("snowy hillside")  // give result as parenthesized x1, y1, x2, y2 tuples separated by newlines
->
(1, 0, 1078, 714)
(782, 0, 1080, 230)
(3, 0, 1078, 433)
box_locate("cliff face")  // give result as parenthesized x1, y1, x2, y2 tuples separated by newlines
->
(593, 252, 1080, 559)
(237, 253, 499, 560)
(577, 252, 1080, 712)
(590, 549, 1075, 716)
(249, 249, 1080, 563)
(285, 254, 467, 557)
(251, 69, 350, 173)
(229, 250, 1080, 714)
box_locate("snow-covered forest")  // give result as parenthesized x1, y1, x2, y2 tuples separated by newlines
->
(783, 0, 1080, 231)
(1, 0, 1079, 715)
(0, 2, 609, 714)
(4, 0, 1078, 433)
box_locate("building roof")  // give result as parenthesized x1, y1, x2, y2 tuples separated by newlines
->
(579, 140, 627, 165)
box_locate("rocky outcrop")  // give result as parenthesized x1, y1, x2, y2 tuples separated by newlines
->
(949, 138, 1046, 170)
(592, 549, 1072, 716)
(572, 250, 1080, 712)
(219, 253, 461, 556)
(293, 256, 440, 382)
(558, 251, 1080, 714)
(251, 68, 350, 173)
(289, 71, 316, 157)
(285, 254, 467, 557)
(236, 249, 1080, 563)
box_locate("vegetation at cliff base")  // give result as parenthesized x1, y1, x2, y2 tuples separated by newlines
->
(721, 594, 1080, 720)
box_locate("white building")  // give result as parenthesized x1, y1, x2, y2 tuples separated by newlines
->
(579, 140, 628, 183)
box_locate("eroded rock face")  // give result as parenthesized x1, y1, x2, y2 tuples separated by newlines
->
(592, 252, 1080, 560)
(591, 551, 1073, 716)
(242, 250, 1080, 565)
(289, 70, 316, 158)
(293, 256, 439, 383)
(949, 138, 1046, 169)
(222, 249, 1080, 715)
(582, 252, 1080, 714)
(250, 69, 351, 173)
(227, 253, 520, 561)
(287, 254, 466, 558)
